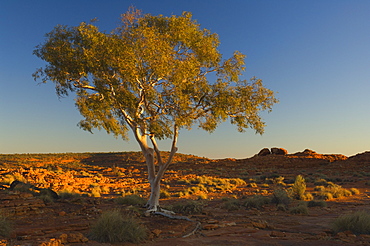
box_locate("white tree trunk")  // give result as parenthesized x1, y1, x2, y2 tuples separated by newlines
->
(146, 179, 161, 210)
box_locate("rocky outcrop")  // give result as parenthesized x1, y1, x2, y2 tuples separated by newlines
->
(257, 148, 271, 156)
(291, 149, 347, 162)
(271, 147, 288, 155)
(257, 148, 288, 156)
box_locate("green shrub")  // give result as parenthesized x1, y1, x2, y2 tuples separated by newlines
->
(288, 175, 306, 200)
(331, 210, 370, 235)
(243, 195, 270, 209)
(222, 198, 241, 211)
(271, 189, 291, 206)
(307, 200, 327, 208)
(58, 190, 80, 199)
(115, 195, 146, 206)
(171, 200, 203, 215)
(289, 203, 308, 215)
(0, 213, 12, 237)
(89, 210, 148, 243)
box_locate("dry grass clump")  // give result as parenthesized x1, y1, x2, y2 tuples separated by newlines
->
(89, 210, 148, 243)
(222, 195, 270, 211)
(271, 189, 291, 207)
(307, 200, 327, 208)
(243, 195, 270, 209)
(331, 210, 370, 235)
(176, 175, 246, 196)
(170, 200, 204, 215)
(289, 203, 309, 215)
(114, 194, 146, 206)
(314, 182, 356, 200)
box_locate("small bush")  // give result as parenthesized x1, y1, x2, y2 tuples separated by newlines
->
(302, 192, 314, 201)
(197, 192, 208, 200)
(0, 214, 12, 237)
(317, 191, 333, 200)
(307, 200, 327, 208)
(89, 210, 148, 243)
(271, 189, 291, 206)
(289, 203, 308, 215)
(288, 175, 306, 200)
(115, 195, 146, 206)
(350, 188, 360, 195)
(243, 195, 270, 209)
(90, 186, 101, 197)
(222, 198, 241, 211)
(58, 190, 80, 199)
(171, 200, 203, 215)
(332, 210, 370, 235)
(160, 190, 171, 199)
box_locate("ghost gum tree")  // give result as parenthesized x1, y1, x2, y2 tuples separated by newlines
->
(33, 8, 278, 212)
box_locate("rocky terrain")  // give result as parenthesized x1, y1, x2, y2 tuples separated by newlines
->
(0, 149, 370, 245)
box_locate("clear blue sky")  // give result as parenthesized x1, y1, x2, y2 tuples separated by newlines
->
(1, 0, 369, 158)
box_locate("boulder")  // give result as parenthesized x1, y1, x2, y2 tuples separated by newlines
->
(271, 148, 288, 155)
(257, 148, 271, 156)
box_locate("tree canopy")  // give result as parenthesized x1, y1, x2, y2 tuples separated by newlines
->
(33, 8, 278, 210)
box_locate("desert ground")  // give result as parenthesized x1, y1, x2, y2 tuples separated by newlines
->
(0, 149, 370, 245)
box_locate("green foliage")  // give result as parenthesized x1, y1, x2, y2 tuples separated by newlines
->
(171, 200, 203, 215)
(33, 7, 277, 141)
(89, 210, 148, 243)
(332, 210, 370, 235)
(0, 213, 12, 237)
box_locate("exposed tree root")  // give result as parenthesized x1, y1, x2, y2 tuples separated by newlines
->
(182, 222, 201, 238)
(146, 208, 202, 238)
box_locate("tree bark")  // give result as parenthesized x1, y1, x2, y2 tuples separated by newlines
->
(146, 177, 161, 210)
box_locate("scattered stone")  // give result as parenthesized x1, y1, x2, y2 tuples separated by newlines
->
(270, 230, 286, 237)
(203, 224, 219, 230)
(251, 220, 273, 229)
(257, 148, 271, 156)
(219, 221, 236, 227)
(58, 211, 66, 216)
(207, 219, 219, 224)
(271, 147, 288, 155)
(152, 229, 162, 237)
